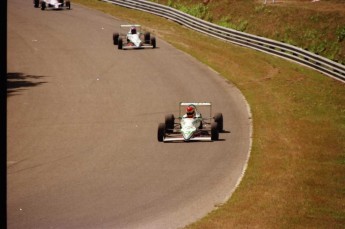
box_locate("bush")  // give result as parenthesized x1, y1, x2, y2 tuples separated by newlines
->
(336, 26, 345, 42)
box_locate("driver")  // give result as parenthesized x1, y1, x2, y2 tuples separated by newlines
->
(130, 26, 137, 34)
(185, 105, 196, 118)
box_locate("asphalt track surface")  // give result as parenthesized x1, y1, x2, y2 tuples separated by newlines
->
(7, 0, 252, 228)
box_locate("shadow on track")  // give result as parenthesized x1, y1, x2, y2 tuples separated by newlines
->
(7, 72, 47, 97)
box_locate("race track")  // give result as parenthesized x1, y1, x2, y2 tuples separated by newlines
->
(7, 1, 252, 228)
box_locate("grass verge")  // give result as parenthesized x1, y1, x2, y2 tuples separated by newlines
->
(73, 0, 345, 228)
(152, 0, 345, 64)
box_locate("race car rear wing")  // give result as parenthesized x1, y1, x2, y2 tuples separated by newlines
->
(180, 102, 211, 106)
(120, 25, 141, 28)
(179, 102, 212, 119)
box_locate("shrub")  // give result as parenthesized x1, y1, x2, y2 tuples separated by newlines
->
(336, 26, 345, 42)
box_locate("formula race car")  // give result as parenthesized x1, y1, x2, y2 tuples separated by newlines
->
(34, 0, 71, 10)
(113, 25, 156, 50)
(157, 102, 223, 142)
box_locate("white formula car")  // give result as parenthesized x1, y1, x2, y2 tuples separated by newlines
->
(34, 0, 71, 10)
(113, 25, 156, 50)
(157, 102, 223, 142)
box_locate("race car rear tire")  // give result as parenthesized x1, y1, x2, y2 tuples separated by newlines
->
(151, 37, 156, 48)
(144, 32, 150, 44)
(41, 1, 46, 10)
(214, 112, 223, 132)
(157, 123, 166, 142)
(211, 122, 219, 141)
(113, 33, 119, 45)
(118, 38, 123, 50)
(165, 114, 174, 132)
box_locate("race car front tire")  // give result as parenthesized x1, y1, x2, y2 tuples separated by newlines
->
(41, 2, 46, 10)
(165, 114, 174, 133)
(211, 122, 219, 141)
(157, 123, 166, 142)
(113, 33, 119, 45)
(144, 32, 150, 44)
(151, 37, 156, 48)
(118, 38, 123, 50)
(34, 0, 39, 8)
(214, 112, 223, 132)
(66, 1, 71, 9)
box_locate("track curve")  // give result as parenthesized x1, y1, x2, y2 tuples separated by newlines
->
(7, 1, 252, 228)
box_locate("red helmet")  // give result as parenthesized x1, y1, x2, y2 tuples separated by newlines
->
(186, 105, 195, 118)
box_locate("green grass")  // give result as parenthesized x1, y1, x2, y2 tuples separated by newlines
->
(74, 0, 345, 228)
(153, 0, 345, 64)
(164, 0, 213, 21)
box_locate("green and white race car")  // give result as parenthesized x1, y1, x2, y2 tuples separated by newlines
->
(113, 25, 156, 50)
(157, 102, 223, 142)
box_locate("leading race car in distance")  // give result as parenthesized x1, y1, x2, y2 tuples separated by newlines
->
(113, 25, 156, 50)
(34, 0, 71, 10)
(157, 102, 224, 142)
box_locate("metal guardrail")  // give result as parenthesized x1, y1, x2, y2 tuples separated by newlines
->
(103, 0, 345, 83)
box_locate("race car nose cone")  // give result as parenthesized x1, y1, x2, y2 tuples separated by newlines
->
(183, 132, 191, 140)
(182, 128, 195, 140)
